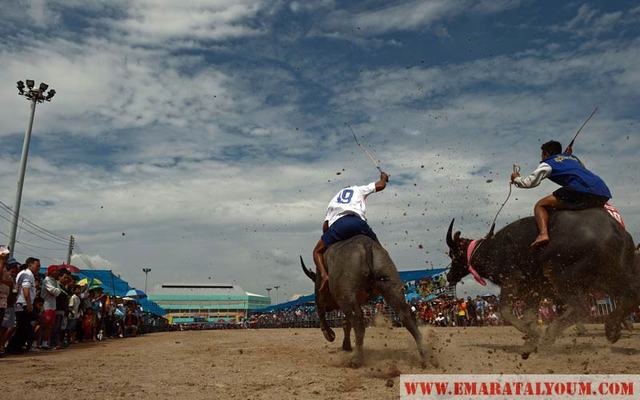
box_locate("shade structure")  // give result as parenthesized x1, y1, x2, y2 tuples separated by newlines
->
(254, 267, 450, 313)
(125, 289, 147, 298)
(48, 264, 81, 273)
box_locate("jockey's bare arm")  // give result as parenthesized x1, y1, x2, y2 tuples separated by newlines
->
(322, 220, 329, 233)
(375, 171, 389, 192)
(511, 163, 551, 189)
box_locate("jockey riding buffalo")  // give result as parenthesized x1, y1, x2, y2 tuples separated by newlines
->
(301, 235, 436, 368)
(445, 210, 637, 358)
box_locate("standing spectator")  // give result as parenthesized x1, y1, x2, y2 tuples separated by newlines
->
(67, 285, 81, 344)
(475, 296, 486, 325)
(7, 257, 40, 354)
(0, 258, 20, 355)
(41, 266, 63, 349)
(124, 305, 139, 337)
(466, 297, 478, 326)
(456, 299, 467, 327)
(0, 247, 11, 332)
(54, 269, 73, 348)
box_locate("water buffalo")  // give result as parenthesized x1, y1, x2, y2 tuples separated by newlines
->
(445, 208, 638, 357)
(301, 235, 434, 368)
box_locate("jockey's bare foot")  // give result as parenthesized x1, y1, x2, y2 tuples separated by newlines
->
(531, 234, 549, 248)
(319, 274, 329, 291)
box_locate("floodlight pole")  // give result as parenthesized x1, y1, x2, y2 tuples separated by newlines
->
(142, 267, 152, 293)
(9, 80, 55, 257)
(8, 98, 37, 255)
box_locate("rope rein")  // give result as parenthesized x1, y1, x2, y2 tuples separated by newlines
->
(490, 164, 520, 229)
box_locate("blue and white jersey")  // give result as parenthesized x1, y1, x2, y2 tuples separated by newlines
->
(325, 182, 377, 227)
(514, 153, 611, 198)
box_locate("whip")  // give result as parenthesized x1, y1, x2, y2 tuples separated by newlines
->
(568, 106, 598, 148)
(345, 122, 383, 174)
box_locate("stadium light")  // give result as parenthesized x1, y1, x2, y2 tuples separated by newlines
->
(142, 267, 152, 293)
(8, 79, 56, 255)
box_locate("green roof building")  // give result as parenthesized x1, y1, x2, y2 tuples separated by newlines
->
(148, 283, 270, 324)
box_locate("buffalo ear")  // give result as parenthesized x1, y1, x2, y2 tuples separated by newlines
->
(453, 231, 461, 242)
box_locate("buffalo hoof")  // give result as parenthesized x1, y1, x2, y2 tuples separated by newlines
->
(342, 343, 352, 352)
(349, 354, 363, 368)
(605, 320, 621, 343)
(422, 354, 438, 369)
(520, 336, 539, 359)
(322, 328, 336, 342)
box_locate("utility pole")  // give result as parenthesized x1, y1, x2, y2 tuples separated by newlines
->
(66, 235, 75, 265)
(266, 287, 272, 303)
(273, 285, 280, 305)
(9, 80, 56, 256)
(142, 267, 152, 293)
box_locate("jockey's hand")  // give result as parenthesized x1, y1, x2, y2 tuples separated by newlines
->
(565, 145, 573, 155)
(510, 171, 520, 183)
(380, 171, 389, 182)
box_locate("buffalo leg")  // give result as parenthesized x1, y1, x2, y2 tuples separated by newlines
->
(342, 317, 352, 351)
(343, 304, 365, 367)
(540, 296, 587, 348)
(498, 290, 541, 358)
(317, 303, 335, 342)
(605, 294, 640, 343)
(499, 300, 541, 339)
(377, 282, 435, 368)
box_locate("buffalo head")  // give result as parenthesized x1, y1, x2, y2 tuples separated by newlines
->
(445, 218, 471, 285)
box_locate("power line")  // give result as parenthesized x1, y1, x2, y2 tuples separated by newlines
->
(0, 211, 68, 246)
(0, 200, 69, 243)
(0, 229, 67, 251)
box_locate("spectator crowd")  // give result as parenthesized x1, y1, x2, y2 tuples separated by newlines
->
(0, 246, 165, 357)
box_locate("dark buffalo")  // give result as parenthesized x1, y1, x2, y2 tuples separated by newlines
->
(301, 235, 435, 368)
(445, 208, 638, 356)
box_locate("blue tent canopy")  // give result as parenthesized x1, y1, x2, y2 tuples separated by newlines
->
(399, 268, 448, 282)
(253, 294, 315, 313)
(137, 297, 166, 316)
(254, 267, 449, 313)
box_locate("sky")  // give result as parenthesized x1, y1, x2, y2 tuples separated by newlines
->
(0, 0, 638, 301)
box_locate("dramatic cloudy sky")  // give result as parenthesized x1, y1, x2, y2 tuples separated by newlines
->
(1, 0, 638, 301)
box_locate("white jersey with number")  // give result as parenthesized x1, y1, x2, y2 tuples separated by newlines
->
(325, 182, 377, 227)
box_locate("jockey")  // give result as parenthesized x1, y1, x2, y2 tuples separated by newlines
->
(511, 140, 611, 247)
(313, 171, 389, 290)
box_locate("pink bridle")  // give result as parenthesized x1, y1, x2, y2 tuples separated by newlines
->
(466, 239, 487, 286)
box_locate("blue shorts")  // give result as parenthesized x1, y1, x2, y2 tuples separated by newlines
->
(321, 215, 378, 247)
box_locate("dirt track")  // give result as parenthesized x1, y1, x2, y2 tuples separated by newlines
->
(2, 324, 639, 399)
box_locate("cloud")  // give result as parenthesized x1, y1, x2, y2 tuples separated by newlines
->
(557, 4, 640, 37)
(0, 1, 638, 298)
(318, 0, 522, 37)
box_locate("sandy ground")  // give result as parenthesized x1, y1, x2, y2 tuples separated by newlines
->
(1, 324, 639, 399)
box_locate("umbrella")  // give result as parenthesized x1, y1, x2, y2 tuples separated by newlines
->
(49, 264, 81, 273)
(405, 292, 421, 302)
(78, 277, 102, 287)
(125, 289, 147, 298)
